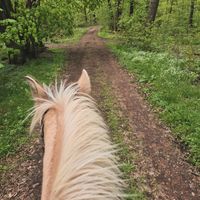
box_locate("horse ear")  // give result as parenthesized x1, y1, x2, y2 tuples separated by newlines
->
(78, 69, 91, 94)
(25, 76, 46, 99)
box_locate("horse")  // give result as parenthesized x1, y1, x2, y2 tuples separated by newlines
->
(26, 69, 125, 200)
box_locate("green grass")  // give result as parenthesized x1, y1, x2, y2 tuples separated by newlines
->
(106, 42, 200, 167)
(0, 49, 65, 157)
(95, 73, 145, 199)
(0, 27, 87, 158)
(98, 28, 117, 40)
(51, 27, 88, 44)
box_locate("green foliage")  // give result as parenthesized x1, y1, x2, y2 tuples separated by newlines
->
(0, 0, 76, 63)
(0, 0, 104, 63)
(39, 0, 74, 37)
(98, 28, 117, 39)
(109, 43, 200, 166)
(96, 1, 113, 29)
(77, 0, 103, 11)
(71, 0, 102, 26)
(51, 27, 88, 44)
(96, 0, 200, 56)
(124, 0, 199, 53)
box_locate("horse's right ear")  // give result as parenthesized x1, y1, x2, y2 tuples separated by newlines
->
(78, 69, 91, 94)
(25, 76, 46, 99)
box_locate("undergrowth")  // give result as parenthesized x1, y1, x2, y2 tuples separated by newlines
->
(0, 49, 65, 158)
(51, 27, 88, 44)
(106, 41, 200, 167)
(98, 28, 117, 40)
(0, 27, 87, 159)
(98, 28, 200, 167)
(95, 73, 145, 199)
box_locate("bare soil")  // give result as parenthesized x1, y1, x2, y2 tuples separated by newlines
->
(0, 138, 43, 200)
(1, 27, 200, 200)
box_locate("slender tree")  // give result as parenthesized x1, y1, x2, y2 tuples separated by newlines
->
(169, 0, 174, 14)
(107, 0, 115, 30)
(26, 0, 40, 8)
(83, 5, 88, 23)
(78, 0, 102, 24)
(115, 0, 123, 30)
(116, 0, 122, 20)
(0, 0, 13, 32)
(129, 0, 134, 16)
(148, 0, 160, 22)
(23, 0, 41, 60)
(189, 0, 195, 27)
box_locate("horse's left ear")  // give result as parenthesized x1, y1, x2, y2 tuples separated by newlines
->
(78, 69, 91, 94)
(25, 76, 47, 100)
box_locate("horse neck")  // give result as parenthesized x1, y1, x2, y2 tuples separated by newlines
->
(41, 108, 64, 200)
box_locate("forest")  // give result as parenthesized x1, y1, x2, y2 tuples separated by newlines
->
(0, 1, 199, 64)
(0, 0, 200, 199)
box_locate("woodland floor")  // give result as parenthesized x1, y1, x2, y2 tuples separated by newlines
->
(0, 27, 200, 200)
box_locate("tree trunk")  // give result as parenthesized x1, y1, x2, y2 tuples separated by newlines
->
(26, 0, 40, 9)
(116, 0, 122, 20)
(129, 0, 134, 16)
(148, 0, 160, 22)
(93, 13, 97, 24)
(0, 0, 13, 32)
(189, 0, 195, 27)
(83, 6, 88, 23)
(107, 0, 115, 30)
(169, 0, 174, 14)
(0, 0, 12, 18)
(116, 0, 123, 30)
(25, 0, 41, 60)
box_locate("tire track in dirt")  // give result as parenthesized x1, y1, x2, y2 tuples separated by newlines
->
(66, 27, 200, 200)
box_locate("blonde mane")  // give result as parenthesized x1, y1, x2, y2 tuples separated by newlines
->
(28, 80, 125, 199)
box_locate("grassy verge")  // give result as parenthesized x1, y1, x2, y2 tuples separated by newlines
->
(0, 49, 65, 158)
(98, 28, 117, 40)
(95, 73, 145, 199)
(0, 27, 87, 159)
(51, 27, 88, 44)
(99, 30, 200, 167)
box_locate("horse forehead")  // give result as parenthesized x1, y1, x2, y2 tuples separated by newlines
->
(43, 110, 57, 134)
(44, 109, 57, 121)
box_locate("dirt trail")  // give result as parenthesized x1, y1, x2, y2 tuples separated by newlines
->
(66, 27, 200, 200)
(1, 27, 200, 200)
(0, 139, 43, 200)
